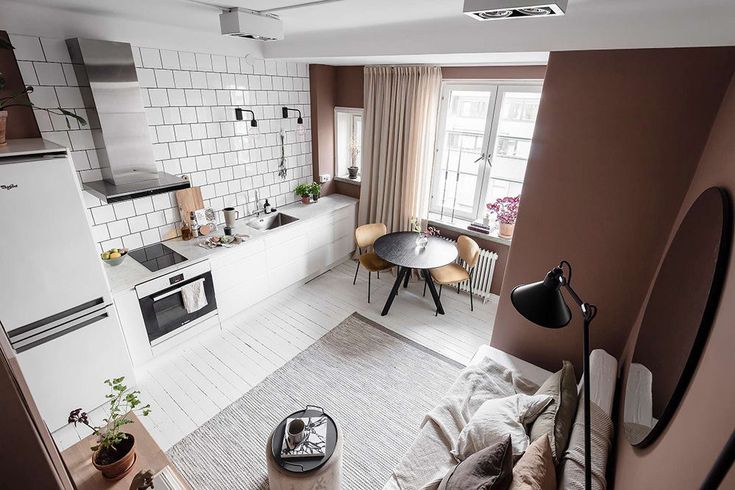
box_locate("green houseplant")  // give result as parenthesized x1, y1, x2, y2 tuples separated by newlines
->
(310, 181, 321, 202)
(0, 38, 87, 145)
(68, 377, 151, 480)
(295, 182, 312, 204)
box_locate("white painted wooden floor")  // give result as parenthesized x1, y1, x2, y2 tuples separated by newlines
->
(53, 259, 498, 452)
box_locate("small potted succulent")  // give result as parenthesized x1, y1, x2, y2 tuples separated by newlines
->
(68, 377, 151, 480)
(347, 138, 360, 180)
(295, 183, 312, 204)
(487, 195, 520, 238)
(409, 217, 440, 248)
(1, 39, 86, 145)
(310, 181, 321, 202)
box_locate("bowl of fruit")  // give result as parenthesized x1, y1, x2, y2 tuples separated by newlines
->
(100, 248, 128, 266)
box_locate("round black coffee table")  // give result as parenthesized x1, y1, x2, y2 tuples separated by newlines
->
(374, 231, 458, 316)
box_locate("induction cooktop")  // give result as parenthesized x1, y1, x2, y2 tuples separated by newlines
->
(128, 243, 187, 272)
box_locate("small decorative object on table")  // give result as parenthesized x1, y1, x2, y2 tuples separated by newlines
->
(310, 181, 321, 203)
(295, 183, 312, 204)
(67, 377, 151, 480)
(410, 217, 440, 248)
(468, 221, 491, 235)
(198, 234, 248, 249)
(281, 416, 328, 459)
(487, 195, 520, 239)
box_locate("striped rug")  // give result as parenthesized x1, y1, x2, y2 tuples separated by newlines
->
(167, 312, 463, 489)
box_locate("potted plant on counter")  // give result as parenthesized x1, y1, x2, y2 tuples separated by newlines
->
(487, 195, 520, 239)
(310, 181, 321, 202)
(68, 377, 151, 480)
(295, 183, 312, 204)
(1, 39, 87, 146)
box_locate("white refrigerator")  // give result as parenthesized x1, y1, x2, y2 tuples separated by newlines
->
(0, 139, 134, 431)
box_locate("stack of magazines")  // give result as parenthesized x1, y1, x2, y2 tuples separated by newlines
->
(467, 221, 491, 234)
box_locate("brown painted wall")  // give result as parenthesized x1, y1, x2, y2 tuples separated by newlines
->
(0, 30, 41, 139)
(441, 65, 546, 80)
(309, 64, 337, 196)
(490, 48, 735, 373)
(335, 65, 364, 108)
(614, 73, 735, 490)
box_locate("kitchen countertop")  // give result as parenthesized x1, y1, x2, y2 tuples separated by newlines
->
(103, 194, 358, 294)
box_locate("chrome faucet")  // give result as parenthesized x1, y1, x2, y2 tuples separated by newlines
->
(254, 190, 260, 217)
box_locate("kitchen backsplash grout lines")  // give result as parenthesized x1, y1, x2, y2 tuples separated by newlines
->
(10, 34, 313, 252)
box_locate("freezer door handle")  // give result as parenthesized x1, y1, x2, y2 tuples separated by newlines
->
(10, 308, 110, 353)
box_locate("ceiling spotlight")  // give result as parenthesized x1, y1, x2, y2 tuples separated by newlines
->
(463, 0, 567, 20)
(282, 106, 303, 124)
(235, 108, 258, 127)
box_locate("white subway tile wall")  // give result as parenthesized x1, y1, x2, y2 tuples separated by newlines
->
(9, 34, 313, 252)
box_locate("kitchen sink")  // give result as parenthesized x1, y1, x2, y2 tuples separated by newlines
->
(246, 212, 299, 231)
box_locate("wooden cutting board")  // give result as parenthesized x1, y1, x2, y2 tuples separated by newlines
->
(176, 187, 204, 226)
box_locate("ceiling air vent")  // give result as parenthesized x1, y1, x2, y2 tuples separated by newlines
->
(220, 9, 284, 41)
(463, 0, 568, 20)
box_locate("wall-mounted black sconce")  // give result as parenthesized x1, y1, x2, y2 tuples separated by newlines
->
(235, 108, 258, 127)
(282, 106, 303, 124)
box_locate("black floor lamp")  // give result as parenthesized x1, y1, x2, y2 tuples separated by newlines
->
(511, 260, 597, 490)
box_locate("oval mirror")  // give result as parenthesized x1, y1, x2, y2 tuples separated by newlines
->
(624, 187, 731, 447)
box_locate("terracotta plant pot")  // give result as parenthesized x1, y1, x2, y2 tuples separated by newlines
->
(0, 111, 8, 147)
(301, 196, 310, 204)
(499, 222, 515, 238)
(92, 433, 137, 480)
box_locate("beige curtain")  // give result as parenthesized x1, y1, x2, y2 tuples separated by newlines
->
(358, 65, 442, 232)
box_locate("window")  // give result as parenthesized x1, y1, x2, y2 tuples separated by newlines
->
(335, 107, 363, 180)
(429, 82, 542, 222)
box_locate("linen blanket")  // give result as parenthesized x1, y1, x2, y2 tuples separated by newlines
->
(558, 397, 614, 490)
(383, 356, 539, 490)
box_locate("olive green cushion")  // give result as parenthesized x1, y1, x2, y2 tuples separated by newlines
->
(528, 361, 578, 464)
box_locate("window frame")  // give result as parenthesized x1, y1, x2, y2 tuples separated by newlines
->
(429, 79, 543, 223)
(334, 106, 364, 180)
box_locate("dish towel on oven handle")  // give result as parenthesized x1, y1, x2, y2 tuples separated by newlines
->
(181, 278, 208, 314)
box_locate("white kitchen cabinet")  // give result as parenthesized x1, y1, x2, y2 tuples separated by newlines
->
(211, 200, 356, 321)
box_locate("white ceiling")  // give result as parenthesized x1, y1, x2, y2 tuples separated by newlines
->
(5, 0, 735, 65)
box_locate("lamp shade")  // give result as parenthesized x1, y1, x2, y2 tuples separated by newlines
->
(511, 268, 572, 328)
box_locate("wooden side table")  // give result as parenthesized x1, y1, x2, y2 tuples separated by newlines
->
(61, 413, 190, 490)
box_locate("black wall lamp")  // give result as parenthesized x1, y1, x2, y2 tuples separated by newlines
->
(235, 108, 258, 127)
(282, 106, 303, 124)
(511, 260, 597, 490)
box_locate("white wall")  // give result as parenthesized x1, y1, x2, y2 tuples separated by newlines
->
(9, 32, 312, 252)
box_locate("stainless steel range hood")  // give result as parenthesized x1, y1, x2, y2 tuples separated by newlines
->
(67, 38, 190, 203)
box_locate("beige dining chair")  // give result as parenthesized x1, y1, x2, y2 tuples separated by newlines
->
(353, 223, 394, 303)
(425, 235, 480, 313)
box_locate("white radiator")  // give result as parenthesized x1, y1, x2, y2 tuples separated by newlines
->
(440, 236, 499, 304)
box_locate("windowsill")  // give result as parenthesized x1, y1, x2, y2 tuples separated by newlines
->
(427, 214, 512, 246)
(334, 175, 362, 185)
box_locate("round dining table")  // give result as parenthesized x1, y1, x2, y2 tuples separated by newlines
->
(374, 231, 458, 316)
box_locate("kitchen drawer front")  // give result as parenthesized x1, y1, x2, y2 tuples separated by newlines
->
(268, 253, 309, 293)
(217, 274, 269, 320)
(333, 214, 355, 241)
(212, 250, 268, 293)
(333, 204, 357, 223)
(307, 215, 335, 252)
(331, 234, 356, 262)
(268, 231, 309, 264)
(208, 238, 266, 270)
(264, 220, 308, 249)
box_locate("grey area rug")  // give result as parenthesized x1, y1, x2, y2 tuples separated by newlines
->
(167, 312, 464, 489)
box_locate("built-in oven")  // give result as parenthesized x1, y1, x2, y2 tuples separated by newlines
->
(135, 260, 217, 346)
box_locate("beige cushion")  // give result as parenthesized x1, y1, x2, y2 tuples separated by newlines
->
(510, 435, 556, 490)
(430, 263, 469, 285)
(452, 394, 552, 461)
(358, 252, 393, 272)
(529, 361, 578, 464)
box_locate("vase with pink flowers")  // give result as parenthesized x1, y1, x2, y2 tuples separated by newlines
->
(487, 195, 520, 239)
